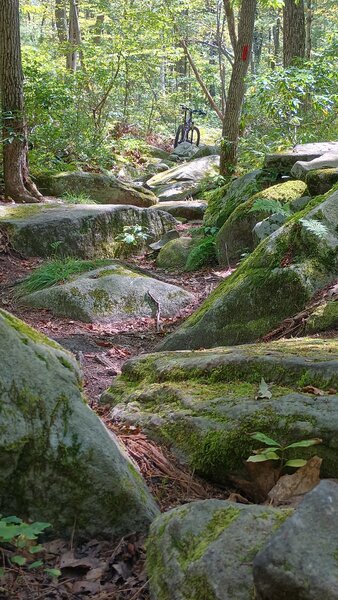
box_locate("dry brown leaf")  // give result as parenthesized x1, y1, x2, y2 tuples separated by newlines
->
(268, 455, 322, 505)
(301, 385, 326, 396)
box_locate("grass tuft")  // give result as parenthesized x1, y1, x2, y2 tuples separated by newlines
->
(16, 258, 112, 296)
(62, 191, 97, 204)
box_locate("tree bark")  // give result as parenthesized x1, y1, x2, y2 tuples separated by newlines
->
(305, 0, 313, 59)
(55, 0, 68, 43)
(66, 0, 81, 72)
(283, 0, 306, 67)
(220, 0, 257, 176)
(0, 0, 43, 203)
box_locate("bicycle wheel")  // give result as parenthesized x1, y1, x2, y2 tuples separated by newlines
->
(188, 126, 200, 146)
(174, 125, 185, 148)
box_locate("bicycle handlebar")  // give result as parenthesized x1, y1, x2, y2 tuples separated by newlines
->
(180, 104, 206, 116)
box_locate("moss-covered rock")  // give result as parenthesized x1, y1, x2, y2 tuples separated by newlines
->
(146, 156, 220, 202)
(158, 187, 338, 350)
(36, 171, 157, 207)
(0, 204, 177, 258)
(305, 300, 338, 333)
(147, 499, 290, 600)
(157, 237, 194, 271)
(306, 168, 338, 196)
(21, 262, 194, 322)
(216, 180, 307, 263)
(102, 338, 338, 483)
(152, 200, 207, 221)
(0, 309, 158, 539)
(203, 170, 272, 229)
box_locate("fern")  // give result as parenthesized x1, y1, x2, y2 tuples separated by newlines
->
(299, 218, 329, 237)
(185, 237, 217, 272)
(249, 198, 291, 217)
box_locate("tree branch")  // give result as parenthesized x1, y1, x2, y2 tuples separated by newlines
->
(223, 0, 237, 52)
(181, 41, 224, 121)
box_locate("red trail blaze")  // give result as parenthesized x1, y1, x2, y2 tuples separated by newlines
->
(241, 44, 249, 61)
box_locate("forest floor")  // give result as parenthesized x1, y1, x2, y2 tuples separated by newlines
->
(0, 242, 236, 600)
(1, 233, 336, 599)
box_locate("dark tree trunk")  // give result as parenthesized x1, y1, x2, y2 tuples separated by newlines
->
(271, 15, 281, 69)
(0, 0, 43, 203)
(283, 0, 306, 67)
(305, 0, 313, 59)
(220, 0, 257, 176)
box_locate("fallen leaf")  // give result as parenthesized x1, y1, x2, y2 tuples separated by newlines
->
(302, 385, 325, 396)
(255, 378, 272, 400)
(268, 455, 322, 505)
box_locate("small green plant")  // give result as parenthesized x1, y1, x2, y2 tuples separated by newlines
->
(15, 257, 112, 296)
(0, 515, 60, 578)
(185, 236, 217, 272)
(115, 225, 149, 256)
(247, 432, 322, 470)
(299, 218, 329, 237)
(62, 191, 97, 204)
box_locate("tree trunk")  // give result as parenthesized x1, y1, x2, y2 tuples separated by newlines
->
(0, 0, 43, 203)
(283, 0, 306, 67)
(220, 0, 257, 176)
(271, 15, 281, 69)
(66, 0, 81, 72)
(55, 0, 68, 44)
(305, 0, 313, 59)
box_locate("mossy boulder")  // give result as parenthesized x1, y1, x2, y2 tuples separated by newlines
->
(305, 300, 338, 333)
(0, 204, 176, 258)
(146, 156, 220, 202)
(158, 188, 338, 350)
(306, 168, 338, 196)
(203, 169, 271, 229)
(21, 262, 194, 322)
(156, 237, 194, 271)
(254, 481, 338, 600)
(147, 499, 290, 600)
(35, 171, 157, 207)
(102, 338, 338, 483)
(291, 151, 338, 180)
(216, 180, 307, 263)
(0, 309, 158, 539)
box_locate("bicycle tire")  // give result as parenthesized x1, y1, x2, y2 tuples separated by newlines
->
(174, 125, 185, 148)
(188, 126, 200, 146)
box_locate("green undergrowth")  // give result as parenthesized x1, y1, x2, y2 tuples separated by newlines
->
(185, 236, 217, 271)
(16, 258, 113, 296)
(61, 191, 97, 205)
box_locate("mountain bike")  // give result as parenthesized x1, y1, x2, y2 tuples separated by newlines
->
(174, 105, 206, 148)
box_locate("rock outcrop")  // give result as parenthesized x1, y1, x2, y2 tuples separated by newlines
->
(0, 309, 158, 539)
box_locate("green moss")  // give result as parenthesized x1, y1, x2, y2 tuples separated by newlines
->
(0, 204, 56, 221)
(0, 309, 61, 350)
(88, 288, 114, 313)
(177, 507, 240, 569)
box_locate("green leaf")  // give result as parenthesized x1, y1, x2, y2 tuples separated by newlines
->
(1, 516, 22, 525)
(284, 459, 307, 468)
(29, 544, 44, 554)
(247, 453, 277, 462)
(11, 555, 26, 566)
(44, 568, 61, 577)
(249, 432, 280, 447)
(285, 438, 322, 449)
(0, 567, 5, 577)
(264, 451, 280, 460)
(28, 560, 44, 570)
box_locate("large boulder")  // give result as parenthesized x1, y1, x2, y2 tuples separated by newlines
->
(21, 262, 194, 322)
(147, 499, 290, 600)
(169, 141, 200, 160)
(203, 170, 270, 229)
(306, 168, 338, 196)
(216, 180, 307, 263)
(103, 338, 338, 484)
(152, 200, 207, 221)
(0, 309, 158, 539)
(0, 204, 177, 258)
(35, 171, 157, 207)
(146, 156, 220, 202)
(264, 142, 338, 176)
(158, 188, 338, 350)
(253, 481, 338, 600)
(156, 237, 194, 270)
(291, 151, 338, 180)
